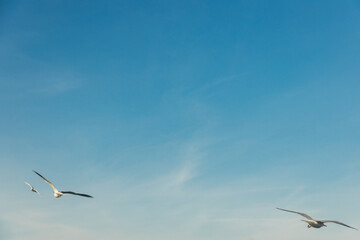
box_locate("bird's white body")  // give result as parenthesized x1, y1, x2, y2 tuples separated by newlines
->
(54, 191, 63, 198)
(302, 220, 326, 228)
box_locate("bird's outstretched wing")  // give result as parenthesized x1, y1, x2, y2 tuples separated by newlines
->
(61, 191, 93, 198)
(321, 220, 358, 230)
(24, 181, 32, 189)
(276, 208, 313, 220)
(33, 170, 58, 192)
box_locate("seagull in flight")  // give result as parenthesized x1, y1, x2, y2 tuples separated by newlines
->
(33, 170, 93, 198)
(277, 208, 357, 230)
(24, 182, 40, 195)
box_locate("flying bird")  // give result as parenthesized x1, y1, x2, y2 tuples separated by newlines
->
(33, 170, 93, 198)
(277, 208, 357, 230)
(24, 181, 40, 195)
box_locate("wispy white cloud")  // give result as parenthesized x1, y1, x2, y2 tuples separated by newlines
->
(174, 161, 197, 185)
(171, 141, 206, 185)
(196, 73, 248, 93)
(0, 30, 82, 98)
(31, 77, 81, 95)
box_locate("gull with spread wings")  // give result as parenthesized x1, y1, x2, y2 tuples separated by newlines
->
(33, 170, 93, 198)
(24, 182, 40, 195)
(277, 208, 357, 230)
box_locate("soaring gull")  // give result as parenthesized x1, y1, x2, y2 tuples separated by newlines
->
(33, 170, 93, 198)
(24, 181, 40, 195)
(277, 208, 357, 230)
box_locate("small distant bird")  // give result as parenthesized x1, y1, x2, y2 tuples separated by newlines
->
(33, 170, 93, 198)
(24, 181, 40, 195)
(277, 208, 357, 230)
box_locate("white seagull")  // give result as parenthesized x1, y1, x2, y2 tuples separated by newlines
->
(24, 181, 40, 195)
(33, 170, 93, 198)
(277, 208, 357, 230)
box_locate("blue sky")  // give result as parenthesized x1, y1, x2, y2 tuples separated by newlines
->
(1, 1, 360, 239)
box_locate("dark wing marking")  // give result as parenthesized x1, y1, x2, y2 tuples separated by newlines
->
(276, 208, 313, 220)
(32, 188, 41, 195)
(61, 191, 93, 198)
(321, 220, 358, 230)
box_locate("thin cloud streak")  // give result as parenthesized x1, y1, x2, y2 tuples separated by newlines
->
(31, 78, 82, 95)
